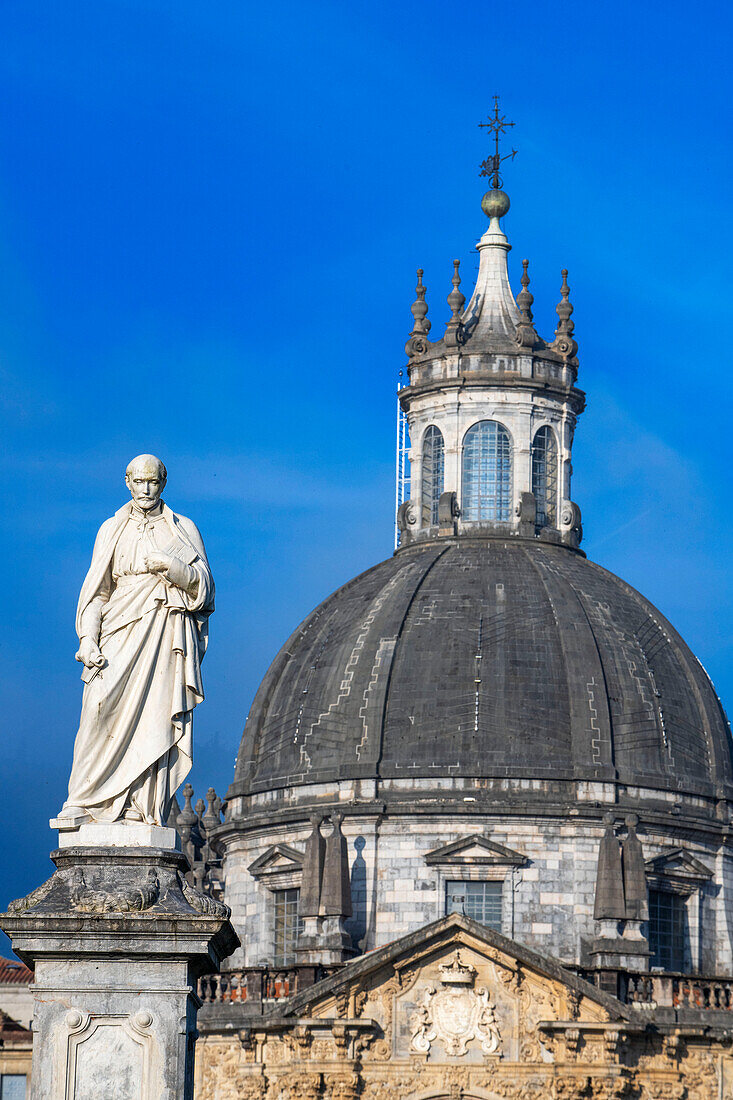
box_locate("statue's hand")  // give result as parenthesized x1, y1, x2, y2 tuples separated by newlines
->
(144, 553, 173, 574)
(75, 637, 104, 669)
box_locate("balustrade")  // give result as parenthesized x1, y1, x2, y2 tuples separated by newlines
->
(198, 967, 298, 1005)
(200, 967, 733, 1015)
(626, 973, 733, 1010)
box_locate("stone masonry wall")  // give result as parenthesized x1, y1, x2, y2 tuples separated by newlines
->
(222, 803, 733, 972)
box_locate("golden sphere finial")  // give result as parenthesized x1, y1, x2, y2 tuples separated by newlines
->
(481, 189, 510, 220)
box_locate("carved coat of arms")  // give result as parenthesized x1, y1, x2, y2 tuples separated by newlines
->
(410, 951, 501, 1057)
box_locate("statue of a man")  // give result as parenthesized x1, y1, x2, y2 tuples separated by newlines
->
(56, 455, 214, 828)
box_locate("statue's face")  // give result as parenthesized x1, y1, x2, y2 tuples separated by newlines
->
(126, 459, 165, 512)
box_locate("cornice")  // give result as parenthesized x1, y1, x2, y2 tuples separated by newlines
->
(399, 374, 586, 414)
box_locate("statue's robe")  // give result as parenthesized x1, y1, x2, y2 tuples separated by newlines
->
(61, 501, 215, 824)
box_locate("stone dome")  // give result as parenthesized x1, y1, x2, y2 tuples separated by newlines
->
(232, 537, 733, 809)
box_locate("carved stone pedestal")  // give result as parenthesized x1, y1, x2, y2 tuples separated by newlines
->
(589, 929, 650, 974)
(0, 845, 239, 1100)
(297, 915, 354, 966)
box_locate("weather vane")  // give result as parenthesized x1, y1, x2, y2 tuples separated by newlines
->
(478, 96, 517, 189)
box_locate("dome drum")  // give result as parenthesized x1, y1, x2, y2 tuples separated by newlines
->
(219, 801, 733, 973)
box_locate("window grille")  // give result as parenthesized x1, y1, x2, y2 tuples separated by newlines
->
(445, 880, 502, 931)
(461, 420, 512, 522)
(422, 425, 445, 526)
(0, 1076, 28, 1100)
(273, 887, 303, 966)
(648, 889, 687, 971)
(531, 425, 558, 531)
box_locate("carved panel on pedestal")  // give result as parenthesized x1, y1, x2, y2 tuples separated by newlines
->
(64, 1010, 159, 1099)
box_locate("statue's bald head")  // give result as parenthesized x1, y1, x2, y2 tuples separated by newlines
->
(126, 454, 167, 482)
(125, 454, 167, 511)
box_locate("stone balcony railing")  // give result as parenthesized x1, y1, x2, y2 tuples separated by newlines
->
(198, 967, 733, 1019)
(199, 968, 297, 1004)
(198, 965, 340, 1009)
(626, 974, 733, 1012)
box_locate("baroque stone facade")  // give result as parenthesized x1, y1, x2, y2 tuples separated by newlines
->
(195, 917, 733, 1099)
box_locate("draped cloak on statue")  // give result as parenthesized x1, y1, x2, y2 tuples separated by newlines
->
(61, 501, 215, 825)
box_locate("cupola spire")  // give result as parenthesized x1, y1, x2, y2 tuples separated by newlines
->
(459, 99, 521, 345)
(461, 191, 519, 345)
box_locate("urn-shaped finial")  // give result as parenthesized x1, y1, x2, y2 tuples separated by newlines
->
(405, 268, 432, 359)
(515, 258, 538, 348)
(552, 268, 578, 360)
(444, 259, 466, 348)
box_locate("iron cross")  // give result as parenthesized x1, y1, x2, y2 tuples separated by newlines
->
(478, 97, 517, 188)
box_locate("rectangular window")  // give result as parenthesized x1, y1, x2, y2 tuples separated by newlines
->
(649, 889, 687, 971)
(445, 880, 502, 931)
(273, 887, 303, 966)
(0, 1076, 28, 1100)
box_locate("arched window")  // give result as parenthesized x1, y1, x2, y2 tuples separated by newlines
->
(461, 420, 512, 521)
(532, 425, 558, 530)
(422, 425, 444, 526)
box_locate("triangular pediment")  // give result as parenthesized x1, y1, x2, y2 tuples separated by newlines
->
(276, 914, 631, 1044)
(248, 843, 304, 878)
(424, 834, 528, 866)
(645, 847, 712, 881)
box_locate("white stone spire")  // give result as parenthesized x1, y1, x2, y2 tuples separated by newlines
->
(461, 214, 520, 346)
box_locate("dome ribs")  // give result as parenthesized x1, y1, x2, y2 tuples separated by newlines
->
(559, 553, 733, 797)
(366, 545, 450, 776)
(232, 538, 732, 811)
(631, 615, 714, 786)
(555, 556, 687, 785)
(381, 542, 572, 777)
(239, 546, 446, 793)
(626, 594, 730, 793)
(303, 547, 445, 776)
(234, 554, 407, 792)
(528, 548, 615, 782)
(301, 568, 409, 769)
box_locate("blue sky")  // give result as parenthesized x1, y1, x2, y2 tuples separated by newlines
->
(1, 1, 732, 936)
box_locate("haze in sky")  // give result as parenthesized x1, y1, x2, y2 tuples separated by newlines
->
(1, 0, 731, 941)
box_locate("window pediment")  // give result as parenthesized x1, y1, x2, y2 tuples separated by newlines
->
(248, 843, 304, 882)
(424, 835, 528, 867)
(645, 848, 712, 891)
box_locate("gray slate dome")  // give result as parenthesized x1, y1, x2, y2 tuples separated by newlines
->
(233, 539, 733, 804)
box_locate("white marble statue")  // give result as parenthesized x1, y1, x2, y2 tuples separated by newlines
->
(56, 455, 214, 828)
